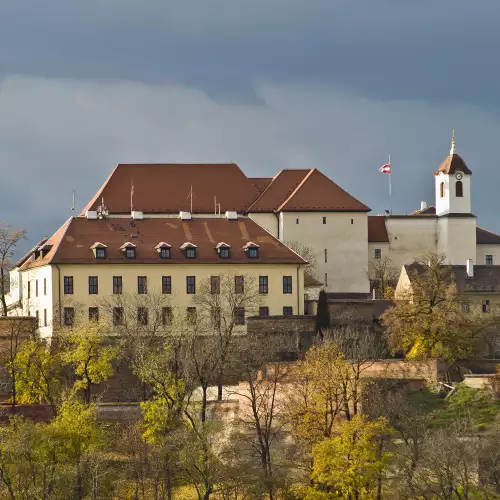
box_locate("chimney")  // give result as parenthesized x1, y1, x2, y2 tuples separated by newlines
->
(466, 259, 474, 278)
(420, 201, 427, 211)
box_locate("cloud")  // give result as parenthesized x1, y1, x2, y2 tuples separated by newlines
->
(1, 75, 499, 257)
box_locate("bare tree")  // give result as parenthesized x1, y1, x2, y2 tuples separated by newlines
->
(285, 241, 317, 281)
(367, 255, 399, 299)
(0, 221, 27, 316)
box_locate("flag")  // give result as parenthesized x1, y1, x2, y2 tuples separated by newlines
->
(379, 163, 391, 174)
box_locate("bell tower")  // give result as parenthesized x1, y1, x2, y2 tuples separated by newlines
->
(435, 132, 476, 265)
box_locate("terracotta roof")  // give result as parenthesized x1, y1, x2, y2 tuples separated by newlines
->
(368, 216, 389, 243)
(21, 217, 305, 268)
(409, 206, 436, 216)
(80, 163, 260, 215)
(248, 169, 370, 213)
(434, 154, 472, 176)
(14, 237, 48, 268)
(250, 177, 272, 194)
(477, 227, 500, 245)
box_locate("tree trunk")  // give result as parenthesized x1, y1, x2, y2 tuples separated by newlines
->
(0, 266, 7, 316)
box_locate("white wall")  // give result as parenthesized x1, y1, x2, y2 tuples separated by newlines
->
(476, 245, 500, 266)
(435, 172, 471, 216)
(248, 213, 279, 238)
(437, 216, 477, 265)
(280, 211, 369, 293)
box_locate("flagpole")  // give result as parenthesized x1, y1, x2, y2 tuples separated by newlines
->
(388, 154, 392, 214)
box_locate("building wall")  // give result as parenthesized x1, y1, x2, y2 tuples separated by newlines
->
(437, 216, 477, 265)
(476, 245, 500, 266)
(41, 262, 304, 335)
(435, 172, 471, 216)
(279, 211, 369, 293)
(248, 213, 279, 238)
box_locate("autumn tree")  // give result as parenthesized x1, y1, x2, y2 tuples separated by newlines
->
(381, 252, 497, 360)
(367, 256, 399, 299)
(304, 415, 392, 500)
(0, 221, 27, 316)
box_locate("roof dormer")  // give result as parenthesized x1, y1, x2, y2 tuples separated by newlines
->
(243, 241, 260, 258)
(215, 242, 231, 258)
(90, 242, 107, 259)
(155, 242, 172, 259)
(120, 242, 137, 259)
(180, 242, 197, 258)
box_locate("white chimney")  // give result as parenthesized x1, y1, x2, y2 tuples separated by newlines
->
(225, 211, 238, 220)
(420, 201, 427, 211)
(85, 210, 98, 220)
(466, 259, 474, 278)
(179, 211, 192, 221)
(131, 211, 144, 220)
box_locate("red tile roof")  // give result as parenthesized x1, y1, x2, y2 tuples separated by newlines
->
(80, 163, 260, 215)
(21, 217, 305, 269)
(250, 177, 272, 194)
(248, 169, 369, 212)
(368, 216, 389, 243)
(476, 227, 500, 245)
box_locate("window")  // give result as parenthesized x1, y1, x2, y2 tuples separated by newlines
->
(322, 216, 327, 224)
(64, 307, 74, 326)
(138, 276, 147, 294)
(44, 278, 47, 296)
(43, 309, 47, 327)
(461, 302, 470, 313)
(113, 307, 124, 326)
(374, 248, 382, 260)
(456, 180, 463, 197)
(88, 276, 98, 294)
(283, 276, 292, 294)
(219, 247, 230, 259)
(35, 280, 38, 297)
(162, 276, 172, 294)
(125, 247, 136, 259)
(482, 300, 491, 313)
(186, 307, 197, 325)
(96, 247, 106, 259)
(324, 249, 328, 263)
(440, 182, 445, 198)
(137, 307, 149, 325)
(64, 276, 73, 295)
(162, 307, 173, 326)
(325, 273, 328, 287)
(160, 247, 171, 259)
(296, 218, 299, 224)
(248, 247, 259, 258)
(351, 219, 354, 224)
(211, 276, 220, 294)
(113, 276, 122, 294)
(486, 255, 493, 266)
(259, 306, 269, 317)
(186, 276, 196, 294)
(185, 247, 196, 259)
(235, 276, 244, 294)
(27, 281, 30, 299)
(89, 307, 99, 322)
(283, 306, 293, 316)
(235, 307, 245, 325)
(35, 310, 39, 328)
(259, 276, 268, 294)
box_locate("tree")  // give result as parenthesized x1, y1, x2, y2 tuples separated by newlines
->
(381, 252, 497, 360)
(316, 290, 330, 334)
(305, 415, 392, 500)
(285, 241, 317, 281)
(0, 221, 27, 316)
(367, 256, 399, 299)
(60, 323, 119, 404)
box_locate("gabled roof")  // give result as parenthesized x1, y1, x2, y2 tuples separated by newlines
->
(14, 237, 48, 268)
(477, 227, 500, 245)
(21, 217, 305, 267)
(80, 163, 260, 215)
(248, 168, 369, 213)
(250, 177, 272, 194)
(368, 216, 390, 243)
(435, 154, 472, 176)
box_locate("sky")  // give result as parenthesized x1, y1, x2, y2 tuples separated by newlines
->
(1, 0, 500, 256)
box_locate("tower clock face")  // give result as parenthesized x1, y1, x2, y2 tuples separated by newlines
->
(455, 172, 463, 180)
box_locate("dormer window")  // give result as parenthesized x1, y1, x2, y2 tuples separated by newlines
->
(155, 242, 172, 259)
(38, 243, 53, 258)
(180, 242, 197, 259)
(216, 242, 231, 259)
(243, 241, 260, 259)
(120, 242, 137, 259)
(90, 242, 107, 259)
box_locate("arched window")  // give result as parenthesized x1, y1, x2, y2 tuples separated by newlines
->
(456, 180, 463, 197)
(440, 182, 445, 198)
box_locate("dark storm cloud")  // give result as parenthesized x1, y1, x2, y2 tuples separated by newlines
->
(1, 0, 499, 108)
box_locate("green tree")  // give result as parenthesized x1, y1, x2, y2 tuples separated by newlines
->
(306, 415, 392, 500)
(316, 290, 330, 334)
(60, 324, 119, 403)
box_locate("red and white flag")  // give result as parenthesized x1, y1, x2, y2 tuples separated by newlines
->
(379, 163, 391, 174)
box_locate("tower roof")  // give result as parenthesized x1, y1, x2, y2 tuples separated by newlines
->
(434, 133, 472, 176)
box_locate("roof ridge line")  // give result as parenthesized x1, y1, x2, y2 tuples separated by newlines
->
(246, 170, 286, 212)
(80, 163, 121, 215)
(47, 217, 74, 265)
(277, 168, 316, 212)
(477, 226, 500, 236)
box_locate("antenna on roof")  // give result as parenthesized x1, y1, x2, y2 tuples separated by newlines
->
(71, 186, 76, 216)
(131, 178, 135, 213)
(214, 196, 221, 217)
(187, 185, 195, 213)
